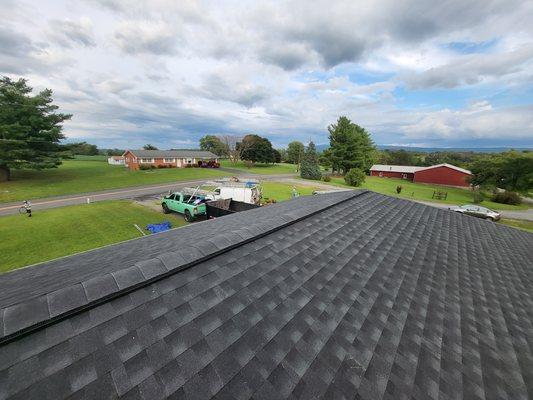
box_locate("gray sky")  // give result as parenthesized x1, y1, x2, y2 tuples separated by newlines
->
(1, 0, 532, 149)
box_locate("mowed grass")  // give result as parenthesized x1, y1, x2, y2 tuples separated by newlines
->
(499, 218, 533, 233)
(0, 200, 187, 273)
(0, 160, 228, 203)
(261, 182, 319, 202)
(220, 160, 297, 175)
(325, 176, 529, 211)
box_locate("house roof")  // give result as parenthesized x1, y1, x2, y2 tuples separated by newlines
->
(370, 164, 423, 173)
(125, 150, 218, 159)
(370, 163, 472, 175)
(1, 191, 532, 399)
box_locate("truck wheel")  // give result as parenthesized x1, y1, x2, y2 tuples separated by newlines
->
(162, 203, 170, 214)
(184, 210, 193, 222)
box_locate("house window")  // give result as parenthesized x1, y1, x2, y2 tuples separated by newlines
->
(140, 158, 154, 163)
(187, 159, 192, 164)
(164, 158, 175, 163)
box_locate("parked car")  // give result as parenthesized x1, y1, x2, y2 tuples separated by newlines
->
(161, 192, 207, 221)
(448, 205, 501, 221)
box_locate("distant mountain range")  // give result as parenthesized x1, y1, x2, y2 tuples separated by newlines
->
(314, 144, 531, 153)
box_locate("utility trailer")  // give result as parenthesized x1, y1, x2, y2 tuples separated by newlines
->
(205, 198, 260, 219)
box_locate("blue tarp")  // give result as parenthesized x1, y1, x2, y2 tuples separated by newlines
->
(145, 221, 172, 234)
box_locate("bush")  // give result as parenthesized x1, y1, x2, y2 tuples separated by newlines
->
(321, 175, 331, 182)
(344, 168, 366, 187)
(472, 190, 484, 204)
(491, 191, 522, 205)
(139, 164, 155, 170)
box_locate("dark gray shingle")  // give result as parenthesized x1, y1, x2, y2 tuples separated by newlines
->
(1, 190, 532, 399)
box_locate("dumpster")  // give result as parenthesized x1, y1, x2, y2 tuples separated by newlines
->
(205, 198, 260, 219)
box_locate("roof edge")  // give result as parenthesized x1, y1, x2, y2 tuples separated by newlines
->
(0, 190, 367, 346)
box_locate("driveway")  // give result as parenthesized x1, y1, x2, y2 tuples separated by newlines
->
(0, 173, 295, 216)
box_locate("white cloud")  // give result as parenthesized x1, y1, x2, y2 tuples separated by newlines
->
(0, 0, 532, 148)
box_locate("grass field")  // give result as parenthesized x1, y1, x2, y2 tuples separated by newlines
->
(325, 176, 529, 211)
(261, 182, 319, 202)
(499, 218, 533, 233)
(0, 200, 187, 273)
(220, 160, 297, 175)
(0, 160, 228, 203)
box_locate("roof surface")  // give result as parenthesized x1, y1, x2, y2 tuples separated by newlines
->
(1, 191, 532, 400)
(419, 163, 472, 175)
(370, 164, 423, 173)
(370, 163, 472, 175)
(125, 150, 218, 159)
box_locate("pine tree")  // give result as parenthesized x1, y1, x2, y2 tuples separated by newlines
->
(327, 116, 376, 175)
(300, 141, 322, 180)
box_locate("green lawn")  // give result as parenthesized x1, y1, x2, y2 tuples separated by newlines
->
(0, 200, 187, 273)
(499, 218, 533, 233)
(261, 182, 319, 202)
(325, 176, 529, 211)
(0, 160, 228, 203)
(220, 160, 297, 175)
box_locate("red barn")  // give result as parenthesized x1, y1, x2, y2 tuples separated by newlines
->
(370, 163, 472, 187)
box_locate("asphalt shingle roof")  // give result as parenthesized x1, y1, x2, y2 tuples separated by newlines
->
(126, 150, 218, 159)
(1, 190, 532, 399)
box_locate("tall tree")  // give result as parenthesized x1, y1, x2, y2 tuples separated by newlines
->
(199, 135, 229, 156)
(0, 77, 71, 181)
(143, 144, 158, 150)
(327, 116, 376, 174)
(470, 151, 533, 192)
(239, 134, 275, 164)
(287, 141, 304, 169)
(300, 141, 322, 180)
(220, 135, 244, 164)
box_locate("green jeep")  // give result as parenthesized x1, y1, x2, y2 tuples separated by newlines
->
(161, 192, 207, 221)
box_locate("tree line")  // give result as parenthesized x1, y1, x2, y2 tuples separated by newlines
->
(1, 76, 531, 193)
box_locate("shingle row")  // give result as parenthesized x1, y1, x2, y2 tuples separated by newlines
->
(0, 191, 363, 341)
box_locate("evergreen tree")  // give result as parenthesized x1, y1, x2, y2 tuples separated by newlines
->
(300, 141, 322, 180)
(327, 116, 376, 174)
(0, 77, 71, 181)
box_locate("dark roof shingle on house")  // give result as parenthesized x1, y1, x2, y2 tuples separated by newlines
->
(126, 150, 218, 159)
(1, 190, 532, 399)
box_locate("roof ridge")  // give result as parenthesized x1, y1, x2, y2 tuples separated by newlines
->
(0, 190, 367, 346)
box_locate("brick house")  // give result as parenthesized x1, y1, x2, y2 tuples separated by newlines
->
(370, 163, 472, 187)
(122, 150, 219, 170)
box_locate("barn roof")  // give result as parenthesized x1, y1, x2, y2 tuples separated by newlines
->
(124, 150, 218, 159)
(1, 191, 532, 399)
(419, 163, 472, 175)
(370, 164, 423, 173)
(370, 163, 472, 175)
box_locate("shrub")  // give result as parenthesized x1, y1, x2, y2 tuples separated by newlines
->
(139, 164, 155, 170)
(344, 168, 366, 187)
(491, 191, 521, 205)
(472, 190, 484, 204)
(321, 175, 331, 182)
(244, 160, 254, 169)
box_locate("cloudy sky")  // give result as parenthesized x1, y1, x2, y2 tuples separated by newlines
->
(1, 0, 533, 149)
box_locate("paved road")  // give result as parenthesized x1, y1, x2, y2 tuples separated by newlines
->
(411, 200, 533, 221)
(0, 173, 295, 216)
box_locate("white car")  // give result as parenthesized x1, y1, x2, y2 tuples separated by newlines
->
(448, 205, 501, 221)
